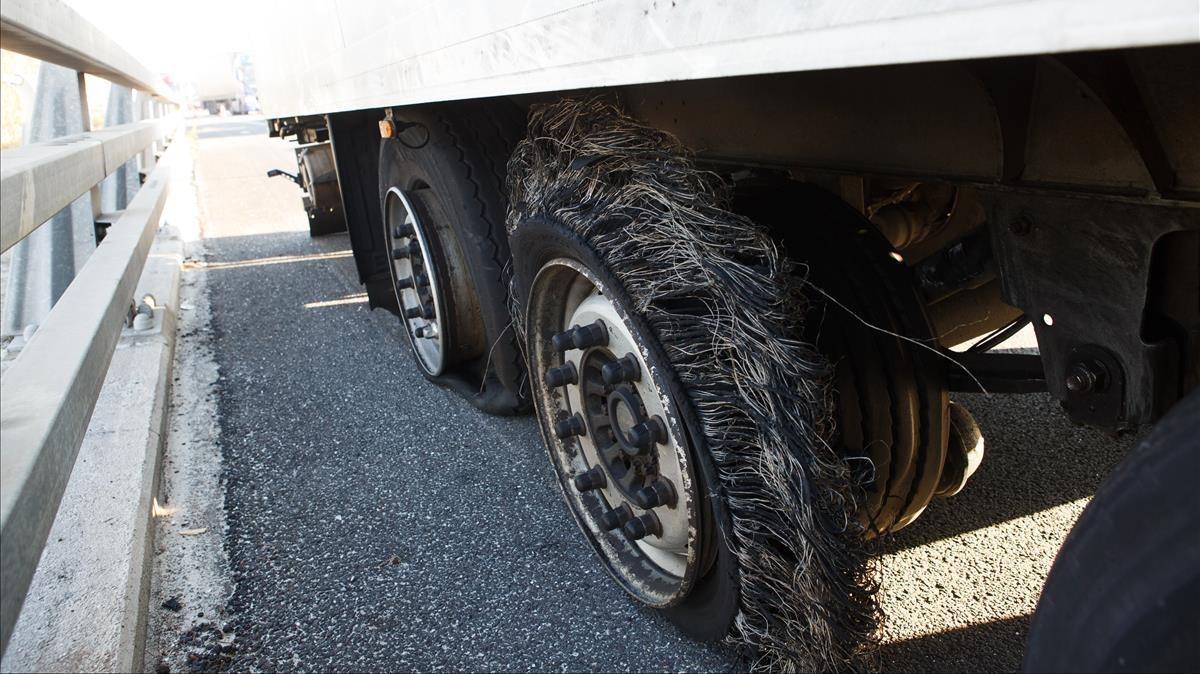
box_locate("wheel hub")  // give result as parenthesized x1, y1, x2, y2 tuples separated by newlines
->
(528, 258, 702, 606)
(384, 187, 446, 376)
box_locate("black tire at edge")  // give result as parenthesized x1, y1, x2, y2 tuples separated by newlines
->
(1023, 389, 1200, 672)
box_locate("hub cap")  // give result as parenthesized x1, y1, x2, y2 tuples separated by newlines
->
(529, 258, 701, 606)
(384, 187, 446, 376)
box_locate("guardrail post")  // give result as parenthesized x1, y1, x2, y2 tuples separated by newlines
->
(1, 63, 97, 340)
(135, 91, 155, 177)
(101, 85, 138, 212)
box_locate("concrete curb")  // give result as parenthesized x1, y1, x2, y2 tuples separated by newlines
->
(0, 226, 183, 673)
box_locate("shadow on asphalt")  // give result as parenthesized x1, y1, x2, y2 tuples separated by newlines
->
(880, 614, 1029, 672)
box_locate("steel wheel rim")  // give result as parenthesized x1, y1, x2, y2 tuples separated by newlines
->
(384, 186, 446, 376)
(528, 257, 701, 607)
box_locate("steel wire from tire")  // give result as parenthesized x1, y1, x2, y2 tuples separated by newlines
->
(505, 98, 879, 672)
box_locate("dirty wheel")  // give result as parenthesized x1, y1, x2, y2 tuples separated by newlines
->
(513, 223, 739, 636)
(507, 100, 877, 670)
(378, 103, 528, 414)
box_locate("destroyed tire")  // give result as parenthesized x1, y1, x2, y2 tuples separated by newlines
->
(378, 103, 529, 415)
(732, 180, 952, 536)
(507, 100, 877, 670)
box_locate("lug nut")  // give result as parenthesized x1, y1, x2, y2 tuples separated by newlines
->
(572, 321, 608, 349)
(395, 273, 429, 290)
(599, 504, 633, 531)
(633, 479, 677, 509)
(414, 323, 438, 339)
(601, 353, 640, 385)
(391, 240, 420, 259)
(622, 512, 662, 541)
(554, 413, 586, 439)
(624, 416, 667, 455)
(572, 466, 607, 492)
(392, 223, 414, 238)
(404, 303, 434, 320)
(544, 362, 578, 388)
(551, 328, 576, 353)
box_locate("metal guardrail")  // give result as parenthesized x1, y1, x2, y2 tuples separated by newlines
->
(0, 0, 180, 655)
(0, 119, 170, 252)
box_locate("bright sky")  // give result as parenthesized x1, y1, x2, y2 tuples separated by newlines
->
(63, 0, 268, 82)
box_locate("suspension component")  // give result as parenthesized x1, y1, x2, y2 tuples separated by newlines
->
(633, 479, 677, 509)
(622, 512, 662, 541)
(554, 413, 587, 439)
(573, 466, 607, 492)
(601, 353, 641, 385)
(544, 362, 579, 388)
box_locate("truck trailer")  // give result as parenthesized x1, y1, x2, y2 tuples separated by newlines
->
(256, 1, 1200, 669)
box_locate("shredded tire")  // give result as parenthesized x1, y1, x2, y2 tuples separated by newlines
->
(505, 98, 879, 671)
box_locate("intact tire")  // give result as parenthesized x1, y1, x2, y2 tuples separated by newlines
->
(1023, 389, 1200, 672)
(378, 103, 529, 415)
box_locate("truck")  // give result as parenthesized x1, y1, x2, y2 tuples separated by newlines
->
(255, 2, 1200, 670)
(189, 52, 255, 115)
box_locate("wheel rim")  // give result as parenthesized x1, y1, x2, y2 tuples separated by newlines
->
(528, 257, 701, 607)
(384, 187, 446, 376)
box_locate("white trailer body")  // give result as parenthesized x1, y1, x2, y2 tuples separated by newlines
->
(257, 0, 1198, 117)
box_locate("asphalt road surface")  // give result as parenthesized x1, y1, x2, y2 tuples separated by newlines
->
(146, 117, 1137, 672)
